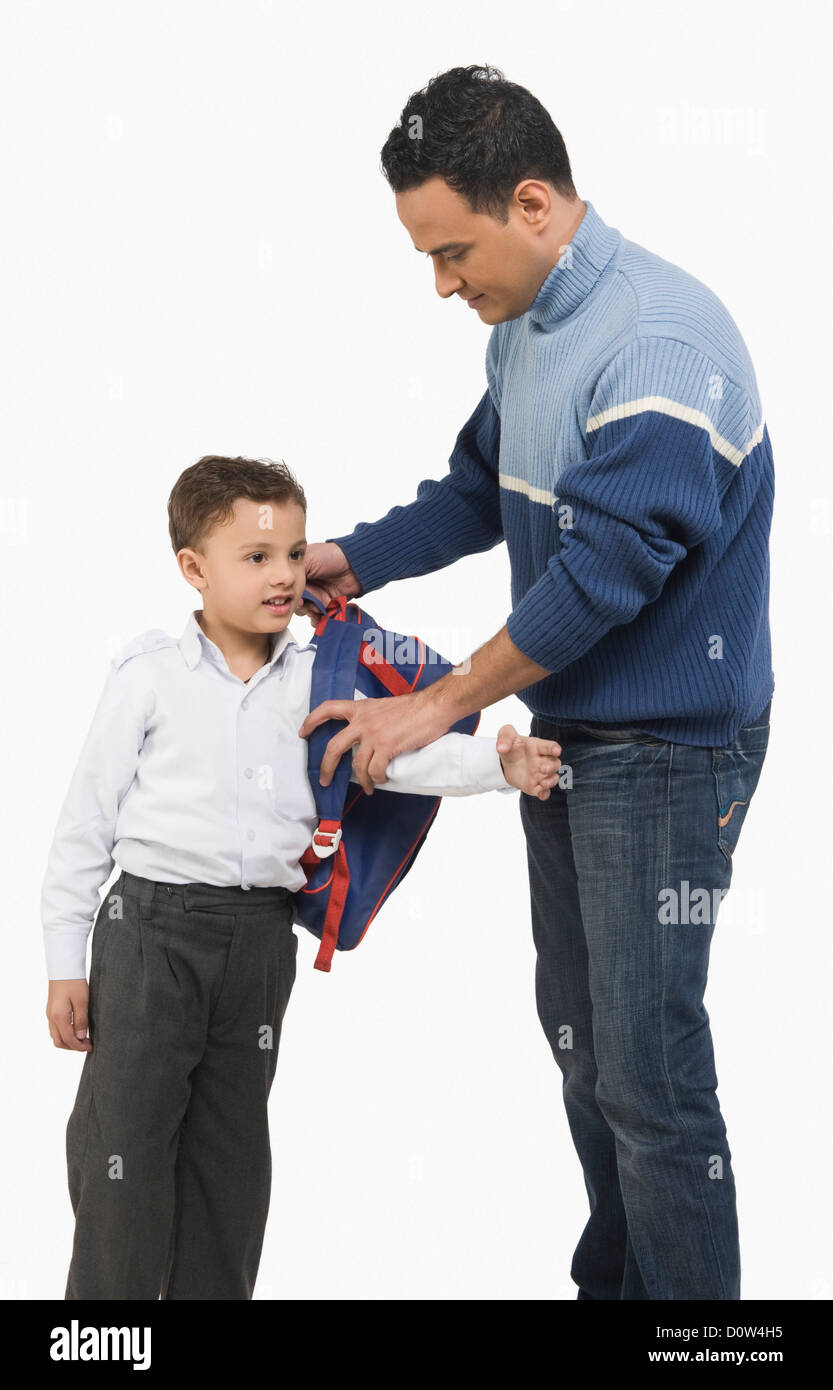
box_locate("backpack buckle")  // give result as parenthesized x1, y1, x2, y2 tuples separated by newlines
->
(311, 824, 342, 858)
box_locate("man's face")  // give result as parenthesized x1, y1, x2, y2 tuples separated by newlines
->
(180, 497, 308, 633)
(395, 175, 556, 324)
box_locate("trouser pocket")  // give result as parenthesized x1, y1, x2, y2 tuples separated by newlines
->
(711, 732, 770, 863)
(569, 722, 667, 746)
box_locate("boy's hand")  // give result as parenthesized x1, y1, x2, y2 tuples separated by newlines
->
(46, 979, 93, 1052)
(496, 724, 562, 800)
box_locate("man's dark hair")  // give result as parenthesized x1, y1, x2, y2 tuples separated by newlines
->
(167, 455, 307, 555)
(380, 64, 577, 222)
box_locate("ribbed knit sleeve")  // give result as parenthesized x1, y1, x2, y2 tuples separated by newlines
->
(506, 337, 730, 674)
(326, 388, 503, 595)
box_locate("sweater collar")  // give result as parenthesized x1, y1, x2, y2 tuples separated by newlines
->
(179, 608, 302, 673)
(527, 199, 622, 328)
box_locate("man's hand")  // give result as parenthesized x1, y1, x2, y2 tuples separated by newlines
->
(298, 542, 362, 621)
(298, 690, 453, 794)
(496, 725, 562, 800)
(46, 979, 93, 1052)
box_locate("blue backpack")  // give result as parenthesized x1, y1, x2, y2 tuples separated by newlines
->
(292, 588, 481, 971)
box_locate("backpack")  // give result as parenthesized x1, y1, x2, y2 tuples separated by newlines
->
(292, 588, 481, 971)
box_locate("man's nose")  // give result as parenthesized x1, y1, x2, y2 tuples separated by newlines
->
(434, 267, 465, 299)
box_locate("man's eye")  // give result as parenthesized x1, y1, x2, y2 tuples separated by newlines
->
(447, 251, 465, 263)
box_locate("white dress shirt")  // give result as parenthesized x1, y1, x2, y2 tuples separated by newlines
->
(41, 609, 515, 979)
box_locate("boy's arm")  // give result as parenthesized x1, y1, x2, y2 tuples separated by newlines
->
(345, 690, 513, 797)
(40, 660, 152, 981)
(349, 729, 515, 798)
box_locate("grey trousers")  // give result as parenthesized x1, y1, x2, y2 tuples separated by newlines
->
(64, 868, 298, 1300)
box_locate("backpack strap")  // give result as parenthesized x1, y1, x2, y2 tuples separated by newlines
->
(299, 589, 365, 971)
(359, 637, 423, 696)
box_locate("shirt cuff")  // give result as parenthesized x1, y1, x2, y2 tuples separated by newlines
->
(44, 930, 90, 981)
(458, 736, 517, 794)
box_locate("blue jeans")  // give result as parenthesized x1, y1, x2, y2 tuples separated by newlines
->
(520, 699, 771, 1300)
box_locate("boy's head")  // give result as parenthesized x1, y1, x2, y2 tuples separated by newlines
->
(168, 455, 308, 636)
(380, 64, 581, 325)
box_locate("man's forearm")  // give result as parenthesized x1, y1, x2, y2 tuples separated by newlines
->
(423, 624, 551, 724)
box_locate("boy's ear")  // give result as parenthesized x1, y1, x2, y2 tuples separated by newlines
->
(296, 597, 320, 623)
(176, 546, 207, 590)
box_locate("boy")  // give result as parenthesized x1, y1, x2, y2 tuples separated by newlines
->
(42, 454, 563, 1300)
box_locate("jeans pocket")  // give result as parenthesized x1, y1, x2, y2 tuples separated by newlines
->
(738, 697, 772, 734)
(570, 722, 667, 746)
(711, 740, 769, 863)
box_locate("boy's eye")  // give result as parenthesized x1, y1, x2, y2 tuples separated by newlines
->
(247, 550, 305, 562)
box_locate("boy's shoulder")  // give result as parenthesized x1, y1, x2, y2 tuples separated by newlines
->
(111, 628, 180, 671)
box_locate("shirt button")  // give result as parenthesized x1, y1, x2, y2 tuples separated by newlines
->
(247, 829, 255, 841)
(241, 699, 249, 710)
(244, 767, 253, 778)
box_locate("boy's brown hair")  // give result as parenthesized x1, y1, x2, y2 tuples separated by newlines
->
(167, 455, 307, 555)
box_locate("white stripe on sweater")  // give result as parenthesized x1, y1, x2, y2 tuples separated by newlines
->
(586, 396, 765, 467)
(498, 474, 556, 506)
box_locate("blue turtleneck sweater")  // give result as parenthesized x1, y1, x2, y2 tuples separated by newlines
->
(327, 199, 775, 746)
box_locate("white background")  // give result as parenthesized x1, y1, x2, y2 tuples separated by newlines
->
(2, 0, 829, 1301)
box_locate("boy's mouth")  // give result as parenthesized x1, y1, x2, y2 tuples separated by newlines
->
(263, 595, 293, 613)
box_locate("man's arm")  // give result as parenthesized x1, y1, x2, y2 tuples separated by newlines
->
(326, 387, 503, 596)
(428, 338, 732, 722)
(422, 625, 552, 727)
(41, 661, 150, 981)
(302, 337, 732, 786)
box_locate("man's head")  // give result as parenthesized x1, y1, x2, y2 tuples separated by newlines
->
(168, 455, 308, 636)
(381, 64, 584, 324)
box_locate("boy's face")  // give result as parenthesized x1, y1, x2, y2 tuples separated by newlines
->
(179, 497, 308, 634)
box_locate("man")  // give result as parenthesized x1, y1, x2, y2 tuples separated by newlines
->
(298, 65, 774, 1300)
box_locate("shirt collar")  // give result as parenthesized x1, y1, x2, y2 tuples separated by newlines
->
(178, 609, 306, 673)
(527, 199, 622, 328)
